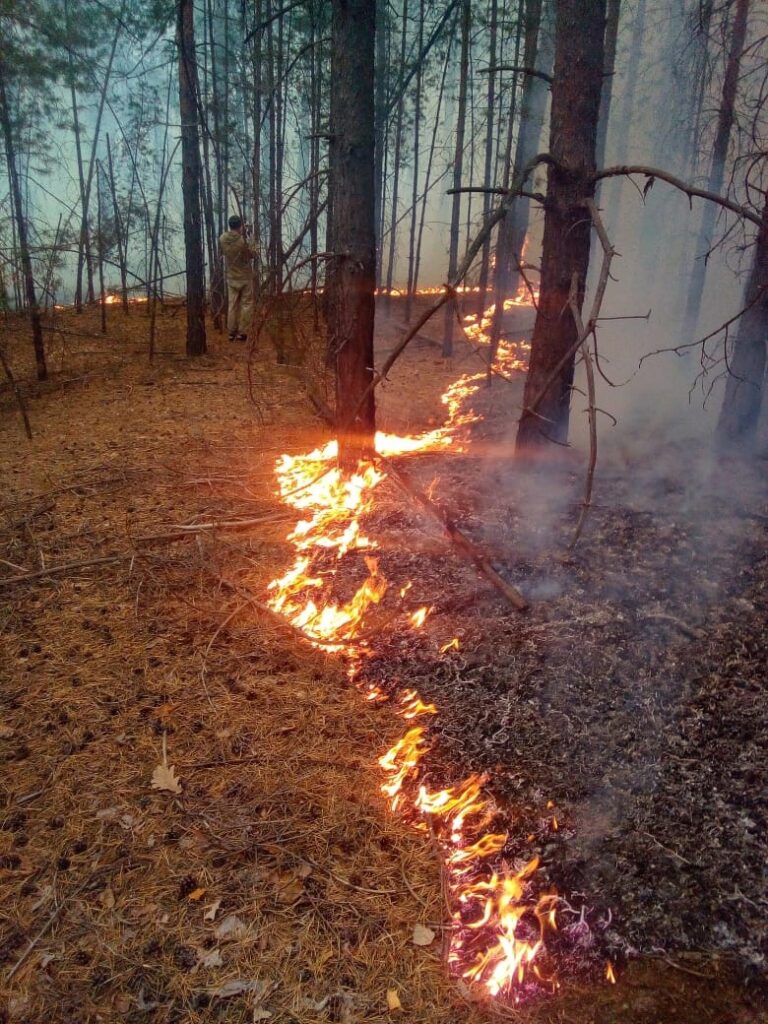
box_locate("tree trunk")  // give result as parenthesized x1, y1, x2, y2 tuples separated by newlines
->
(516, 0, 606, 450)
(405, 0, 425, 323)
(0, 58, 46, 380)
(443, 0, 471, 357)
(506, 0, 551, 297)
(106, 134, 129, 311)
(177, 0, 207, 356)
(328, 0, 377, 467)
(594, 0, 620, 170)
(684, 0, 749, 335)
(384, 0, 409, 304)
(716, 190, 768, 448)
(373, 0, 388, 286)
(615, 0, 645, 165)
(476, 0, 499, 317)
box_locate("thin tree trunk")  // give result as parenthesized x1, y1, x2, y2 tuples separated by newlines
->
(615, 0, 645, 165)
(684, 0, 749, 335)
(177, 0, 207, 356)
(516, 0, 606, 450)
(384, 0, 409, 304)
(413, 24, 454, 295)
(506, 0, 551, 297)
(405, 0, 425, 323)
(96, 164, 107, 334)
(374, 0, 388, 286)
(0, 58, 46, 380)
(476, 0, 499, 317)
(328, 0, 376, 466)
(443, 0, 471, 357)
(106, 134, 129, 311)
(594, 0, 620, 171)
(716, 189, 768, 448)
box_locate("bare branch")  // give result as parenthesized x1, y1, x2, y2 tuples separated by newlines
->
(479, 65, 553, 85)
(594, 165, 764, 228)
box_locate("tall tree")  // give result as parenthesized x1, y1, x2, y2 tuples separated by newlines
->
(328, 0, 377, 466)
(443, 0, 471, 357)
(594, 0, 620, 170)
(177, 0, 207, 356)
(716, 189, 768, 448)
(0, 56, 46, 380)
(683, 0, 750, 335)
(516, 0, 606, 450)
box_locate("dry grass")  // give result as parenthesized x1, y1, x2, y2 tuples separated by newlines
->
(0, 301, 762, 1024)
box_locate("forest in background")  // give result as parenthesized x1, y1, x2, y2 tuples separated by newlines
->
(1, 0, 766, 455)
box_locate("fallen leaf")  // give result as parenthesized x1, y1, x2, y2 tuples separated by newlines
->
(294, 862, 312, 879)
(0, 723, 15, 739)
(100, 886, 116, 909)
(215, 913, 247, 941)
(204, 898, 222, 921)
(197, 947, 223, 969)
(411, 923, 436, 947)
(252, 1012, 272, 1022)
(207, 978, 268, 1000)
(96, 807, 119, 820)
(386, 988, 402, 1012)
(151, 762, 182, 795)
(189, 887, 206, 901)
(114, 993, 132, 1013)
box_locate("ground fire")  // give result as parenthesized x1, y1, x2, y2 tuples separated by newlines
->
(264, 291, 570, 998)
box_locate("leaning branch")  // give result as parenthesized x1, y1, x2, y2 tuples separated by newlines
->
(594, 166, 764, 228)
(382, 458, 528, 612)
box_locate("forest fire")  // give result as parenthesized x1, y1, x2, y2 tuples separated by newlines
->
(264, 293, 564, 999)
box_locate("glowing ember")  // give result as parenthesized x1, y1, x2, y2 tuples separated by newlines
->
(264, 289, 558, 997)
(606, 962, 617, 984)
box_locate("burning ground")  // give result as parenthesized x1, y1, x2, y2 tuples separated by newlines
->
(0, 297, 766, 1022)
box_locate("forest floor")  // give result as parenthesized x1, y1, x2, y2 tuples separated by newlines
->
(0, 297, 766, 1024)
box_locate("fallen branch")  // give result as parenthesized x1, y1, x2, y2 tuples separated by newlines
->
(382, 457, 528, 612)
(0, 345, 33, 440)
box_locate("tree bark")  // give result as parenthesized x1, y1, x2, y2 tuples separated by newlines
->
(328, 0, 377, 467)
(506, 0, 552, 297)
(684, 0, 749, 335)
(0, 58, 46, 380)
(443, 0, 471, 357)
(516, 0, 606, 450)
(405, 0, 425, 323)
(594, 0, 620, 170)
(716, 190, 768, 448)
(384, 0, 409, 304)
(177, 0, 207, 356)
(476, 0, 499, 317)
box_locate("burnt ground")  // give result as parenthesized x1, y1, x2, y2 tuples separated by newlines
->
(0, 296, 766, 1024)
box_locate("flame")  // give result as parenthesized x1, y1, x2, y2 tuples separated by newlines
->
(606, 962, 617, 985)
(264, 288, 558, 997)
(409, 606, 432, 629)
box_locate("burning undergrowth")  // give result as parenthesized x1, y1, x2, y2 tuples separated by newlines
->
(263, 292, 768, 1002)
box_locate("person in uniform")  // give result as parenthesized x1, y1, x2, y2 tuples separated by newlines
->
(219, 215, 257, 341)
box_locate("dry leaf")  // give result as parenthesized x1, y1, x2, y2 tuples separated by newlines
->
(0, 723, 16, 739)
(252, 1012, 272, 1022)
(100, 886, 116, 909)
(215, 913, 246, 941)
(197, 947, 223, 969)
(114, 993, 132, 1014)
(189, 887, 206, 901)
(411, 923, 436, 946)
(204, 898, 222, 921)
(207, 978, 267, 999)
(151, 762, 182, 795)
(386, 988, 403, 1012)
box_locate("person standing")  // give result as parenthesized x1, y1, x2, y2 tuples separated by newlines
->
(219, 215, 257, 341)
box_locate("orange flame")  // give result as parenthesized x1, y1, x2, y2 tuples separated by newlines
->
(606, 962, 617, 984)
(264, 288, 556, 997)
